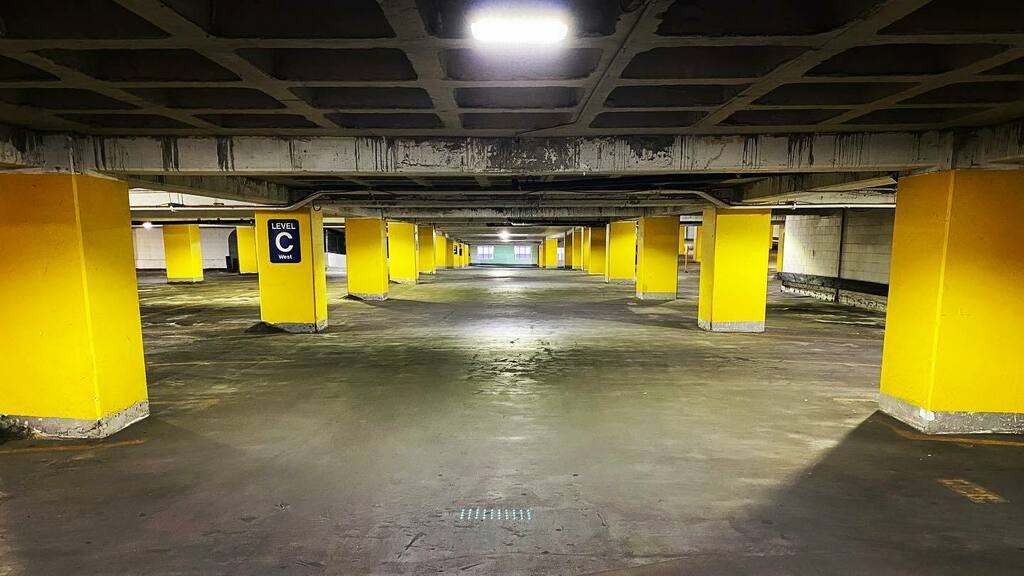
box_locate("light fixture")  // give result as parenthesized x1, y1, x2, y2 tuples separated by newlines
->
(470, 12, 569, 45)
(498, 230, 512, 241)
(142, 221, 154, 229)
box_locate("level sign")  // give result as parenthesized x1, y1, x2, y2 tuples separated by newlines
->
(268, 219, 301, 263)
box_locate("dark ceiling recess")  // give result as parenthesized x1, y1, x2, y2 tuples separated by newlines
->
(455, 87, 581, 109)
(58, 114, 191, 129)
(0, 0, 168, 39)
(238, 49, 418, 81)
(722, 109, 848, 126)
(591, 111, 706, 128)
(903, 81, 1024, 105)
(161, 0, 395, 38)
(415, 0, 622, 38)
(622, 46, 809, 79)
(0, 88, 135, 110)
(461, 112, 573, 130)
(126, 88, 285, 110)
(291, 87, 434, 110)
(605, 85, 749, 107)
(984, 57, 1024, 75)
(808, 44, 1010, 76)
(880, 0, 1024, 35)
(196, 114, 319, 129)
(845, 108, 991, 125)
(754, 82, 916, 106)
(656, 0, 883, 36)
(442, 49, 602, 80)
(327, 113, 444, 129)
(37, 49, 239, 82)
(0, 56, 56, 82)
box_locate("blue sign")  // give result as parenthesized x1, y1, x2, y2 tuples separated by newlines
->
(268, 219, 301, 263)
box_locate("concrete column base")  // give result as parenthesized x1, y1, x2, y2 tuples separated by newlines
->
(167, 277, 203, 283)
(698, 319, 765, 333)
(349, 293, 388, 301)
(879, 393, 1024, 435)
(266, 319, 329, 334)
(0, 400, 149, 439)
(636, 291, 675, 300)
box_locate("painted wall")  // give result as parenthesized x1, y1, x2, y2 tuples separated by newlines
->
(470, 244, 539, 265)
(133, 226, 232, 270)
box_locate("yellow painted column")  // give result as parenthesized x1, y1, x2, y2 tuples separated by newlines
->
(434, 233, 447, 269)
(693, 226, 703, 262)
(589, 226, 607, 275)
(697, 208, 771, 332)
(538, 241, 547, 267)
(0, 174, 149, 437)
(636, 216, 679, 300)
(775, 224, 785, 272)
(563, 231, 574, 269)
(417, 225, 436, 275)
(346, 217, 389, 300)
(444, 237, 456, 268)
(605, 221, 637, 283)
(571, 226, 584, 270)
(880, 170, 1024, 434)
(464, 244, 471, 267)
(236, 225, 258, 274)
(582, 227, 592, 272)
(544, 237, 559, 268)
(163, 224, 204, 283)
(387, 221, 418, 284)
(256, 208, 327, 332)
(678, 225, 687, 256)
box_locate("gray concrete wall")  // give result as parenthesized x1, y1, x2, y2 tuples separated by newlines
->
(780, 209, 893, 311)
(132, 226, 232, 270)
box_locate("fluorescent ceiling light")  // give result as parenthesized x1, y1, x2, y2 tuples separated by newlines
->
(470, 13, 569, 45)
(142, 221, 154, 229)
(498, 230, 512, 240)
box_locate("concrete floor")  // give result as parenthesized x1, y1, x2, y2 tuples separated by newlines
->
(2, 266, 1023, 575)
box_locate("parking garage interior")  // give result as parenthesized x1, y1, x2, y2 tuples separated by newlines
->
(1, 1, 1024, 574)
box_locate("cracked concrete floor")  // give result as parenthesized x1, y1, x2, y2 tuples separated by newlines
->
(1, 266, 1023, 575)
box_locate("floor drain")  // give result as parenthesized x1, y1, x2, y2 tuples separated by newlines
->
(457, 507, 532, 522)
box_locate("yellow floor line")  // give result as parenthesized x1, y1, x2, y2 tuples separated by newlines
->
(883, 421, 1024, 447)
(0, 438, 147, 455)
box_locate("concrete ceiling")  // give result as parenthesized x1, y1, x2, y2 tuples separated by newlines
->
(0, 0, 1021, 138)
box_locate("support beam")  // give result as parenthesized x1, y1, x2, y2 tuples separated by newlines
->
(697, 208, 772, 332)
(880, 170, 1024, 434)
(387, 221, 418, 284)
(32, 131, 953, 177)
(255, 208, 327, 333)
(346, 218, 389, 300)
(694, 226, 703, 263)
(636, 216, 679, 300)
(589, 226, 607, 276)
(236, 226, 258, 274)
(417, 224, 436, 275)
(606, 221, 637, 284)
(445, 237, 456, 269)
(775, 225, 786, 272)
(162, 224, 203, 283)
(0, 174, 148, 438)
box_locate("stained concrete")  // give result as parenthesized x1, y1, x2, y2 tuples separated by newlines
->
(1, 266, 1023, 575)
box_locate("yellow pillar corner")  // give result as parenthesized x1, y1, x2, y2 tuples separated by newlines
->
(582, 227, 592, 272)
(636, 216, 679, 300)
(606, 221, 637, 283)
(544, 237, 559, 268)
(0, 174, 149, 437)
(236, 225, 258, 274)
(256, 208, 328, 332)
(880, 170, 1024, 434)
(387, 221, 418, 284)
(346, 217, 389, 300)
(163, 224, 204, 283)
(589, 226, 607, 275)
(697, 207, 771, 332)
(417, 225, 436, 274)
